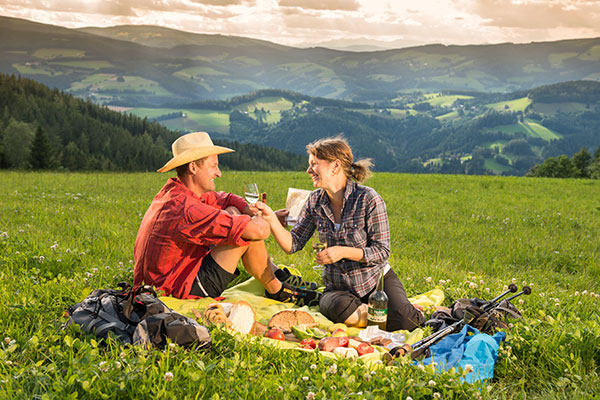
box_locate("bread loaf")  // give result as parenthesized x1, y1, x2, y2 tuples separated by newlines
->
(228, 301, 256, 335)
(268, 310, 317, 333)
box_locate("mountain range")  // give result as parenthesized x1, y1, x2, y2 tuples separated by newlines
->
(1, 16, 599, 106)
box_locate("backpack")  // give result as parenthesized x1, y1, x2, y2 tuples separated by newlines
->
(67, 283, 211, 349)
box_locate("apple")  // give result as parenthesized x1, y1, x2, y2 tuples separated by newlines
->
(264, 328, 285, 341)
(331, 328, 348, 337)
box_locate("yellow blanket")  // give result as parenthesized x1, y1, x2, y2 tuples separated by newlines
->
(161, 273, 444, 353)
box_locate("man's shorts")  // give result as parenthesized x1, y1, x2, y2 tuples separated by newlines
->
(189, 254, 240, 298)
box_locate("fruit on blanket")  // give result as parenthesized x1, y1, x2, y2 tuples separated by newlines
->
(300, 338, 316, 349)
(347, 338, 363, 350)
(265, 328, 285, 341)
(327, 323, 347, 333)
(337, 336, 349, 347)
(318, 336, 342, 352)
(292, 324, 313, 340)
(310, 327, 327, 339)
(268, 310, 317, 333)
(333, 347, 359, 359)
(356, 342, 375, 356)
(331, 328, 348, 337)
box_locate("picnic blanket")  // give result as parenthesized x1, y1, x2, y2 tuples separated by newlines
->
(161, 268, 444, 356)
(417, 324, 506, 383)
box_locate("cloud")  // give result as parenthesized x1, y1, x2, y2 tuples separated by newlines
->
(278, 0, 361, 11)
(188, 0, 253, 5)
(464, 0, 600, 29)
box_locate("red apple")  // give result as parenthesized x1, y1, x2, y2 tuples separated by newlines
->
(264, 328, 285, 341)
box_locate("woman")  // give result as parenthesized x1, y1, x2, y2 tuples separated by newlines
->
(256, 137, 424, 331)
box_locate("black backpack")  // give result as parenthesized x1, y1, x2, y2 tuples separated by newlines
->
(67, 283, 211, 349)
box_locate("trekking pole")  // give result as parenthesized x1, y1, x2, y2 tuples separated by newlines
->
(388, 284, 527, 361)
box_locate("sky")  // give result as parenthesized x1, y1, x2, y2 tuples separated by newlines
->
(1, 0, 600, 49)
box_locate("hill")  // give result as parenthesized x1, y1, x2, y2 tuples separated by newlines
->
(2, 16, 600, 105)
(0, 73, 306, 171)
(125, 82, 600, 176)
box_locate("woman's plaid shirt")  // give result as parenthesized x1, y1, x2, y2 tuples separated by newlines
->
(289, 180, 390, 298)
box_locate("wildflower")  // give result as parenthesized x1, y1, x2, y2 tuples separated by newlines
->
(503, 285, 508, 291)
(555, 303, 559, 307)
(1, 232, 7, 238)
(66, 249, 71, 253)
(330, 386, 336, 390)
(302, 376, 309, 381)
(310, 364, 317, 370)
(406, 397, 413, 400)
(582, 290, 588, 295)
(99, 361, 109, 372)
(119, 261, 124, 267)
(426, 277, 433, 283)
(306, 392, 316, 400)
(433, 393, 441, 399)
(480, 279, 484, 285)
(364, 372, 371, 381)
(370, 370, 377, 375)
(129, 260, 134, 264)
(277, 386, 284, 392)
(511, 278, 517, 284)
(164, 371, 174, 382)
(469, 282, 478, 289)
(91, 268, 98, 274)
(463, 364, 474, 374)
(328, 364, 337, 374)
(518, 299, 524, 305)
(417, 363, 426, 372)
(5, 360, 13, 366)
(38, 256, 45, 263)
(50, 244, 58, 251)
(115, 361, 121, 369)
(428, 380, 436, 386)
(439, 280, 446, 285)
(539, 293, 545, 298)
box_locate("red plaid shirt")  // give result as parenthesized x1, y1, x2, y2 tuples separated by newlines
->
(289, 180, 391, 298)
(134, 178, 250, 298)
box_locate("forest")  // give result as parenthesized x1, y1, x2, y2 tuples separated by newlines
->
(0, 74, 305, 172)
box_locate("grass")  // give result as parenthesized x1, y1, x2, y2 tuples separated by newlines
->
(1, 171, 599, 399)
(50, 61, 114, 70)
(483, 119, 561, 141)
(31, 48, 85, 59)
(486, 97, 532, 113)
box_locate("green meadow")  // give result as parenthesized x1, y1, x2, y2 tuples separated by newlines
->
(1, 171, 599, 399)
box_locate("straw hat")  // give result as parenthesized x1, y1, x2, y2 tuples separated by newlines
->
(157, 132, 234, 173)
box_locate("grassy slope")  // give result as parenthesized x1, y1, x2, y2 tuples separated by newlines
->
(0, 171, 599, 399)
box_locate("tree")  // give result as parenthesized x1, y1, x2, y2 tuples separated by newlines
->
(527, 155, 578, 178)
(29, 126, 52, 169)
(2, 118, 34, 169)
(572, 147, 591, 178)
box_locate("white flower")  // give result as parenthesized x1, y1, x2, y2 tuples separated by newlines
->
(310, 364, 317, 370)
(406, 397, 413, 400)
(115, 361, 121, 369)
(129, 259, 133, 264)
(1, 232, 8, 238)
(479, 280, 484, 285)
(518, 299, 524, 304)
(582, 290, 588, 295)
(469, 282, 478, 289)
(306, 392, 316, 400)
(555, 303, 559, 307)
(426, 277, 433, 283)
(328, 364, 337, 374)
(5, 360, 13, 366)
(433, 393, 441, 399)
(330, 386, 336, 390)
(417, 363, 426, 372)
(438, 280, 446, 285)
(4, 337, 11, 345)
(38, 256, 45, 263)
(99, 361, 109, 372)
(302, 376, 309, 381)
(463, 364, 474, 374)
(511, 278, 517, 284)
(539, 293, 545, 298)
(428, 380, 436, 386)
(164, 371, 174, 382)
(277, 386, 284, 392)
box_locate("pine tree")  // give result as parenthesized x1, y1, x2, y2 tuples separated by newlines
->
(29, 125, 52, 169)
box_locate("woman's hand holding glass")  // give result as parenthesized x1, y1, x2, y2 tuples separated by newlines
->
(315, 244, 344, 266)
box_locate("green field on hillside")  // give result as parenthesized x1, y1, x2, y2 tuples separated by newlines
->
(31, 48, 85, 59)
(424, 94, 474, 107)
(1, 171, 598, 399)
(486, 97, 532, 112)
(531, 102, 590, 114)
(484, 119, 561, 141)
(50, 60, 114, 70)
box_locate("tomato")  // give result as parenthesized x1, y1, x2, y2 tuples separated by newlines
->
(264, 328, 285, 341)
(337, 336, 349, 347)
(300, 338, 316, 349)
(357, 342, 375, 355)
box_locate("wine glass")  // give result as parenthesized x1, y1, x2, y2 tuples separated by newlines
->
(243, 183, 259, 205)
(312, 230, 327, 271)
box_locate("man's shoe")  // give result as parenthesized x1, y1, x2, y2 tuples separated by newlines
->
(265, 282, 321, 308)
(274, 267, 319, 290)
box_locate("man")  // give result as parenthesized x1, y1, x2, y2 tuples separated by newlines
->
(134, 131, 319, 306)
